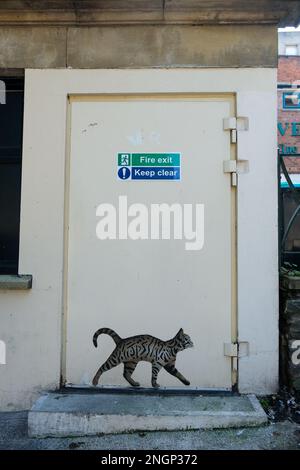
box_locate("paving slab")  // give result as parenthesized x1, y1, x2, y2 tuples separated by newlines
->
(28, 392, 267, 437)
(1, 412, 299, 450)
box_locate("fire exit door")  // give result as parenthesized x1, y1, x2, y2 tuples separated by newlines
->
(65, 94, 235, 390)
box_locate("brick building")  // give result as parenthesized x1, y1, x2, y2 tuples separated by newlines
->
(278, 31, 300, 177)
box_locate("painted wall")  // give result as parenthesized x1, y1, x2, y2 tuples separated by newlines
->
(0, 68, 278, 409)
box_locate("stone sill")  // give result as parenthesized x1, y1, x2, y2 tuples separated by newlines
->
(0, 275, 32, 290)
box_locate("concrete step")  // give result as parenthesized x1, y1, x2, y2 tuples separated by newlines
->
(28, 391, 267, 437)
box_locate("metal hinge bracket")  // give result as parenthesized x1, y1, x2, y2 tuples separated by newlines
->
(223, 159, 249, 186)
(224, 342, 249, 358)
(223, 116, 249, 131)
(223, 116, 249, 144)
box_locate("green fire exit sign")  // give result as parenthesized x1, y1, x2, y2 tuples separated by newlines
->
(118, 153, 180, 167)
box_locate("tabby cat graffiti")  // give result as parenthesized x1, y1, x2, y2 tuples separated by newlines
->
(92, 328, 193, 388)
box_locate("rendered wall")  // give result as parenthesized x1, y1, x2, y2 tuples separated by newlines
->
(0, 68, 278, 409)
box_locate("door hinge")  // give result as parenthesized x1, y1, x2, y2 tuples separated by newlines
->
(223, 159, 249, 186)
(224, 342, 249, 358)
(223, 116, 249, 144)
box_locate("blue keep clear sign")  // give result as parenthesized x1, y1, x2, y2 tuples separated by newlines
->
(117, 153, 181, 181)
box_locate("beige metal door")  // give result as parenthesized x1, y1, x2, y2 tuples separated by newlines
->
(65, 94, 235, 390)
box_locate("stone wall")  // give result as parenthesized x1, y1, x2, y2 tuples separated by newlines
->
(0, 1, 299, 27)
(0, 25, 277, 69)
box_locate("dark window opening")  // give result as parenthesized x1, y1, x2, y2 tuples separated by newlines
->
(0, 77, 24, 274)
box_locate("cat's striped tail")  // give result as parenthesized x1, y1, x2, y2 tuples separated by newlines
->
(93, 328, 121, 347)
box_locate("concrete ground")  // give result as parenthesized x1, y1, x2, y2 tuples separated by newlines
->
(0, 411, 300, 450)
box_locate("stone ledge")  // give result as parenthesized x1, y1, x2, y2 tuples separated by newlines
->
(0, 275, 33, 290)
(0, 1, 299, 27)
(28, 392, 267, 437)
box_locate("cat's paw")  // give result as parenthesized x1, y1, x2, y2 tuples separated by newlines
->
(152, 383, 160, 388)
(132, 382, 140, 387)
(92, 377, 99, 386)
(184, 380, 190, 386)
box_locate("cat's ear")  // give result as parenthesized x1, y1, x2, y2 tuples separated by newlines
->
(176, 328, 183, 336)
